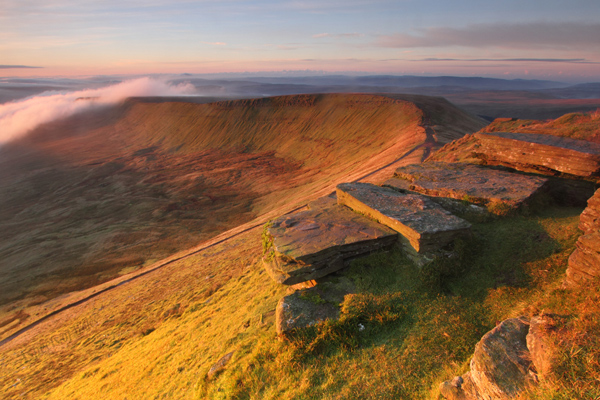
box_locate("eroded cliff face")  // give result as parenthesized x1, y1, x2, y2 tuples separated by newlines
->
(0, 93, 485, 345)
(429, 131, 600, 181)
(565, 189, 600, 287)
(440, 315, 564, 400)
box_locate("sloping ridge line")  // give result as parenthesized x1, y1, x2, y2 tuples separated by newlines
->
(0, 141, 424, 348)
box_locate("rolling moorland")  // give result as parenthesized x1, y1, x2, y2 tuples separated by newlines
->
(0, 90, 599, 399)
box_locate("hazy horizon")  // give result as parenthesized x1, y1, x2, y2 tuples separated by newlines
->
(2, 1, 600, 81)
(2, 73, 599, 146)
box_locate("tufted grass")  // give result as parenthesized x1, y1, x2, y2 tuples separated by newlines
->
(1, 202, 592, 399)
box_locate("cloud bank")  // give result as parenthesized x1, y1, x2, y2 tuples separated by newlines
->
(414, 58, 599, 64)
(377, 22, 600, 50)
(0, 65, 42, 69)
(0, 77, 196, 145)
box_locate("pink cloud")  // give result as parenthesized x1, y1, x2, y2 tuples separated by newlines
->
(0, 77, 196, 144)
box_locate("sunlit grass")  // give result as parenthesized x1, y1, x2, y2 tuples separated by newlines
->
(1, 206, 594, 399)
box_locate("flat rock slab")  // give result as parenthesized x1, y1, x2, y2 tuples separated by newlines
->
(473, 132, 600, 179)
(392, 162, 550, 210)
(336, 182, 471, 254)
(263, 205, 397, 285)
(307, 194, 337, 210)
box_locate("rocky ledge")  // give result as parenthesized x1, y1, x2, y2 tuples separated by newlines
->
(565, 188, 600, 287)
(472, 131, 600, 179)
(337, 182, 471, 263)
(262, 204, 397, 285)
(388, 162, 550, 214)
(579, 188, 600, 233)
(440, 315, 562, 400)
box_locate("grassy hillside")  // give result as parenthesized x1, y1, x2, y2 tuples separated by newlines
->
(1, 204, 593, 399)
(0, 94, 485, 347)
(3, 96, 599, 400)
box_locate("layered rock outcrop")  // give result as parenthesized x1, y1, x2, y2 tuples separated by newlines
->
(579, 188, 600, 233)
(565, 232, 600, 286)
(472, 132, 600, 179)
(336, 182, 471, 264)
(565, 188, 600, 287)
(262, 204, 397, 285)
(440, 315, 566, 400)
(430, 131, 600, 181)
(388, 162, 550, 214)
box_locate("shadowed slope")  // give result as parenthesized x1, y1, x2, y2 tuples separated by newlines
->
(0, 93, 485, 346)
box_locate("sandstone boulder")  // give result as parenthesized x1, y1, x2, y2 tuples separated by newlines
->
(207, 352, 234, 380)
(472, 132, 600, 179)
(391, 162, 550, 214)
(565, 188, 600, 287)
(440, 317, 535, 400)
(579, 188, 600, 233)
(336, 182, 471, 264)
(526, 314, 563, 379)
(276, 276, 354, 335)
(263, 205, 397, 285)
(565, 232, 600, 286)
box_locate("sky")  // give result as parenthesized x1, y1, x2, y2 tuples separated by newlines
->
(2, 0, 600, 82)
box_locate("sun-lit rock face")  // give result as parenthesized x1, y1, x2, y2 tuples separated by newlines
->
(440, 314, 564, 400)
(579, 188, 600, 233)
(429, 130, 600, 179)
(336, 182, 471, 263)
(440, 317, 535, 400)
(262, 204, 397, 285)
(473, 131, 600, 178)
(565, 188, 600, 287)
(391, 162, 550, 213)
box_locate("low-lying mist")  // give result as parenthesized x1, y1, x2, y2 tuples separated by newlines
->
(0, 77, 196, 145)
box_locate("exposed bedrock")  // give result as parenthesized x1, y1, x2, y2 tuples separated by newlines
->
(336, 182, 471, 264)
(565, 232, 600, 286)
(389, 162, 550, 214)
(262, 204, 397, 285)
(472, 131, 600, 179)
(565, 188, 600, 287)
(440, 315, 562, 400)
(275, 276, 355, 335)
(579, 188, 600, 233)
(440, 317, 533, 400)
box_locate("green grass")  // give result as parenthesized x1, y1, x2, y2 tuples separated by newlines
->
(190, 206, 586, 400)
(3, 204, 595, 400)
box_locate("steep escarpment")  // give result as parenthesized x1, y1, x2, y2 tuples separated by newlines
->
(0, 94, 485, 343)
(116, 94, 486, 172)
(2, 105, 599, 400)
